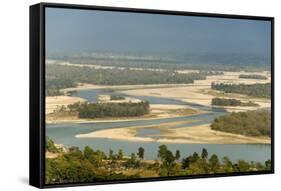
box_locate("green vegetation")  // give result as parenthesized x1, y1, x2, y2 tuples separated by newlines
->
(211, 82, 271, 98)
(211, 110, 271, 137)
(239, 74, 267, 80)
(46, 88, 64, 96)
(45, 63, 227, 96)
(46, 64, 209, 91)
(46, 141, 271, 184)
(137, 147, 145, 159)
(110, 95, 125, 100)
(211, 98, 258, 107)
(46, 137, 62, 153)
(46, 146, 139, 184)
(46, 78, 76, 96)
(66, 101, 150, 118)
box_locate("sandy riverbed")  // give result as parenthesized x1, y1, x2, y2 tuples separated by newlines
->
(76, 121, 270, 144)
(46, 69, 271, 144)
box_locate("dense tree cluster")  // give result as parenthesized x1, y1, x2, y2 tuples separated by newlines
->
(46, 146, 139, 184)
(211, 82, 271, 98)
(211, 110, 271, 137)
(66, 101, 150, 118)
(239, 74, 267, 80)
(46, 141, 271, 184)
(211, 98, 258, 106)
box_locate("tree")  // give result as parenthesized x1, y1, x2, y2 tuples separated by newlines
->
(191, 152, 200, 163)
(175, 150, 181, 160)
(46, 137, 62, 153)
(237, 160, 250, 172)
(124, 153, 141, 168)
(137, 147, 145, 159)
(201, 148, 208, 160)
(222, 156, 233, 172)
(109, 149, 114, 160)
(164, 150, 176, 167)
(265, 160, 271, 170)
(158, 145, 175, 167)
(209, 154, 220, 172)
(83, 146, 94, 159)
(182, 156, 192, 169)
(158, 145, 168, 159)
(117, 149, 123, 160)
(222, 156, 232, 167)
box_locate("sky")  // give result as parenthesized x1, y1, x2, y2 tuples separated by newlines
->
(46, 7, 271, 56)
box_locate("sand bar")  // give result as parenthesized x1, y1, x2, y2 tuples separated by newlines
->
(76, 121, 270, 144)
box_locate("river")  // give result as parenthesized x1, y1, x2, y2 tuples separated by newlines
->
(46, 88, 271, 163)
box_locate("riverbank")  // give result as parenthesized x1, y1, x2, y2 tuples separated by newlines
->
(76, 121, 270, 144)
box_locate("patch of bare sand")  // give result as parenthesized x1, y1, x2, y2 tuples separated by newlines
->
(75, 121, 192, 141)
(76, 126, 154, 142)
(150, 104, 200, 117)
(46, 151, 62, 159)
(158, 124, 270, 144)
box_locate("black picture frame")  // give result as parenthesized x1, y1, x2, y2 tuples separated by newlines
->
(30, 2, 275, 189)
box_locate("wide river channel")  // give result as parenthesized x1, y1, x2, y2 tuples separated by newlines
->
(46, 89, 271, 163)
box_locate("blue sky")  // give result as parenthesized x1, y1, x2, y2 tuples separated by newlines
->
(46, 7, 271, 56)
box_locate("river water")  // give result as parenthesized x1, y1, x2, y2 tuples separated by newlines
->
(46, 89, 271, 163)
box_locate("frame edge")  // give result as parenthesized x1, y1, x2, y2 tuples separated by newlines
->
(29, 3, 44, 188)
